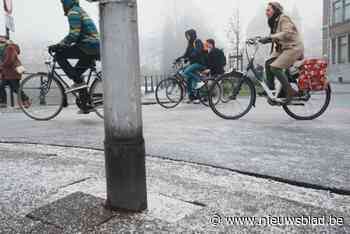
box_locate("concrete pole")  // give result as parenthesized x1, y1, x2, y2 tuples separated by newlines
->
(99, 0, 147, 212)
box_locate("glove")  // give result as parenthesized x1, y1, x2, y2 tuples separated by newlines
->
(48, 44, 66, 53)
(259, 37, 272, 44)
(175, 57, 182, 63)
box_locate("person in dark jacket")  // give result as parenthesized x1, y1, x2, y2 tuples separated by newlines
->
(176, 29, 207, 103)
(49, 0, 100, 93)
(201, 39, 226, 77)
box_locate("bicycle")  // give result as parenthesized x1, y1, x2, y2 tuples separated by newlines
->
(209, 36, 331, 120)
(155, 60, 221, 109)
(18, 48, 104, 121)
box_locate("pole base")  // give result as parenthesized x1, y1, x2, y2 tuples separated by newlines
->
(104, 137, 147, 212)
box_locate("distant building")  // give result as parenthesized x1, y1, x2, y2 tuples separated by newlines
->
(323, 0, 350, 82)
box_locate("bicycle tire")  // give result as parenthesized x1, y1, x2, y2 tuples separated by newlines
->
(209, 75, 256, 120)
(155, 78, 184, 109)
(18, 73, 65, 121)
(282, 84, 331, 120)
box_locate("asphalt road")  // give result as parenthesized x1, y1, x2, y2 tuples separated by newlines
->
(0, 93, 349, 194)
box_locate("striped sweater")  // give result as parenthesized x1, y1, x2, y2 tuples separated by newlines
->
(62, 4, 100, 55)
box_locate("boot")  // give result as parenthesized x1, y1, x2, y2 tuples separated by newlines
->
(271, 67, 298, 103)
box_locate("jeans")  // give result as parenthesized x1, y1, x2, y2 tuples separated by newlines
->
(0, 79, 29, 104)
(183, 63, 205, 98)
(54, 46, 99, 84)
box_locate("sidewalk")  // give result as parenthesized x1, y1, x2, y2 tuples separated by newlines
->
(1, 143, 349, 233)
(330, 82, 350, 94)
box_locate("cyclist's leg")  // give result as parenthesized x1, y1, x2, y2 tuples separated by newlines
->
(55, 46, 85, 83)
(270, 50, 301, 101)
(183, 63, 205, 98)
(265, 58, 277, 90)
(270, 67, 297, 102)
(75, 56, 95, 79)
(0, 80, 8, 106)
(9, 80, 28, 100)
(8, 79, 30, 107)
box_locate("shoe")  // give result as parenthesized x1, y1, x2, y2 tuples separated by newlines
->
(193, 99, 200, 104)
(194, 81, 205, 90)
(62, 98, 69, 108)
(65, 82, 88, 93)
(284, 86, 299, 104)
(267, 99, 280, 106)
(77, 108, 93, 115)
(19, 100, 31, 109)
(23, 100, 32, 109)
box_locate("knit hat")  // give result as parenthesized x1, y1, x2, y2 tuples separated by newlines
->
(61, 0, 79, 9)
(61, 0, 79, 15)
(269, 2, 284, 13)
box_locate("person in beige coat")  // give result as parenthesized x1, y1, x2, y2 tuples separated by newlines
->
(259, 2, 304, 103)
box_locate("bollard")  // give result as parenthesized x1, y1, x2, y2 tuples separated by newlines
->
(99, 0, 147, 212)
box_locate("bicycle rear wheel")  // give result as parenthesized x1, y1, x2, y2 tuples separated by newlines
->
(283, 84, 331, 120)
(90, 75, 104, 119)
(18, 73, 65, 121)
(209, 75, 256, 120)
(155, 78, 184, 109)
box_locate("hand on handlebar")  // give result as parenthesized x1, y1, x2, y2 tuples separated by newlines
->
(247, 36, 261, 45)
(48, 43, 67, 53)
(258, 36, 272, 44)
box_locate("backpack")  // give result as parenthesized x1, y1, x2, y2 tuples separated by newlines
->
(217, 49, 226, 68)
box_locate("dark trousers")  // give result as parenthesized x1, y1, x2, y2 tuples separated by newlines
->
(54, 46, 98, 84)
(265, 57, 277, 90)
(0, 79, 29, 103)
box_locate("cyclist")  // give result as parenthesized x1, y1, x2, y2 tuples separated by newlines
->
(0, 36, 31, 108)
(175, 29, 207, 103)
(201, 39, 226, 77)
(259, 2, 304, 103)
(49, 0, 100, 94)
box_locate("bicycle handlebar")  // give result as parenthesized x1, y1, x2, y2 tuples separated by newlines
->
(246, 36, 262, 45)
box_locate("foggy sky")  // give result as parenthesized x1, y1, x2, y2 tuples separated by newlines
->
(1, 0, 322, 43)
(0, 0, 322, 70)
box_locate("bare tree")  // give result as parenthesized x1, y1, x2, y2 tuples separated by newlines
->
(226, 8, 243, 70)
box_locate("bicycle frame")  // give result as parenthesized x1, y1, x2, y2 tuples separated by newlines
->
(46, 51, 100, 99)
(242, 39, 286, 102)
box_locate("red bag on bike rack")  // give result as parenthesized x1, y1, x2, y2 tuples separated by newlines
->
(298, 59, 328, 91)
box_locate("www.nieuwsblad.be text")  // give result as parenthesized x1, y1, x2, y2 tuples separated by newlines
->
(210, 214, 345, 227)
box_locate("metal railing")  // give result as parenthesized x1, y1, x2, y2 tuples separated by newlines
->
(1, 73, 169, 107)
(143, 74, 169, 94)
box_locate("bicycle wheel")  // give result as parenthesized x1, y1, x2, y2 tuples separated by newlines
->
(199, 79, 221, 107)
(209, 75, 256, 120)
(283, 84, 331, 120)
(155, 78, 184, 109)
(18, 73, 65, 121)
(90, 75, 104, 119)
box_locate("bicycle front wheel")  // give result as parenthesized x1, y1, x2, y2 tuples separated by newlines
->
(90, 75, 104, 119)
(155, 78, 184, 109)
(18, 73, 65, 121)
(209, 75, 256, 120)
